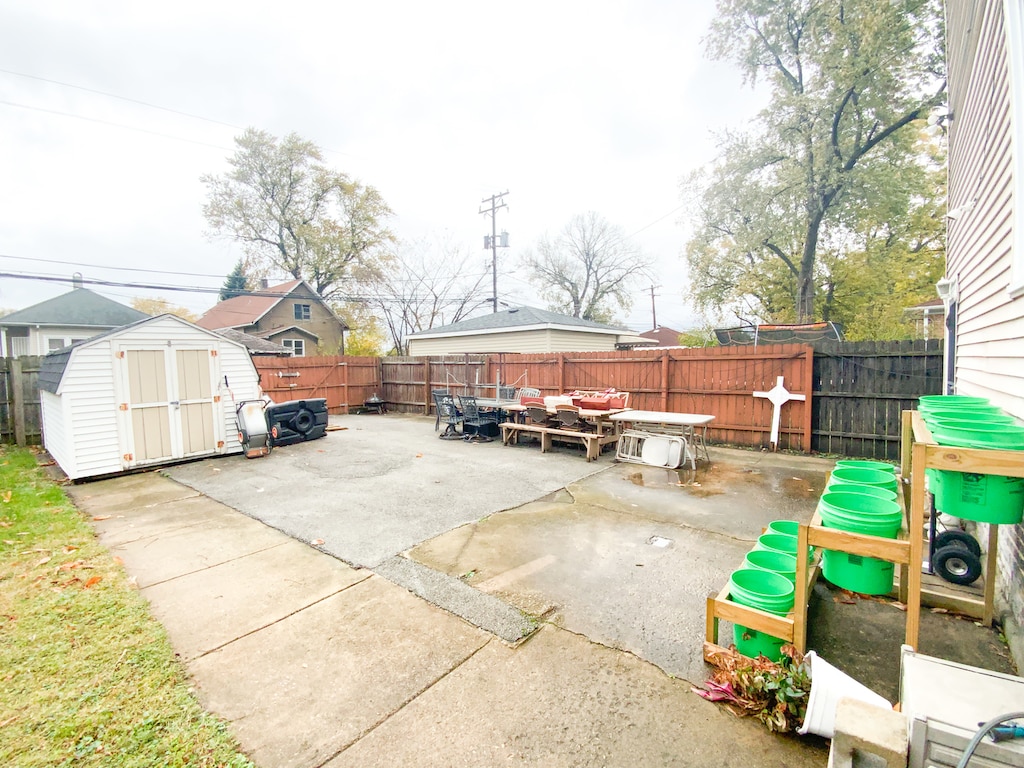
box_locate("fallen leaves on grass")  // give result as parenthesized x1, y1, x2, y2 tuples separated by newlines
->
(2, 490, 12, 502)
(84, 575, 102, 588)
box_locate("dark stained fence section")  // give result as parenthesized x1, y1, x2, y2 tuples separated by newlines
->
(0, 356, 43, 446)
(812, 339, 943, 460)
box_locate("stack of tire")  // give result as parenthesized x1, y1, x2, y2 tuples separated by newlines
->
(265, 399, 329, 447)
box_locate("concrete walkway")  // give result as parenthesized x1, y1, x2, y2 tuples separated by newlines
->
(68, 472, 829, 768)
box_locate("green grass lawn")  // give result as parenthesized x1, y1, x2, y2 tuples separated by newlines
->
(0, 446, 254, 768)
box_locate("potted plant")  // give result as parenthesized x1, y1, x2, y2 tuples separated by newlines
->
(693, 644, 812, 733)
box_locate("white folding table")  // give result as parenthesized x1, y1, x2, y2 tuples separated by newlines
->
(608, 410, 715, 468)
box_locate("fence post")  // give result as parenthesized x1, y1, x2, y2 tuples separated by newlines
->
(341, 360, 349, 414)
(557, 353, 565, 394)
(661, 351, 670, 410)
(801, 346, 814, 452)
(423, 358, 432, 414)
(12, 358, 26, 447)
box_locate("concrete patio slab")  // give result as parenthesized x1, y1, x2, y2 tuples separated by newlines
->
(569, 446, 831, 541)
(166, 413, 610, 568)
(67, 470, 200, 516)
(323, 624, 829, 768)
(142, 538, 371, 659)
(93, 498, 292, 587)
(188, 575, 490, 768)
(84, 493, 246, 549)
(408, 492, 753, 684)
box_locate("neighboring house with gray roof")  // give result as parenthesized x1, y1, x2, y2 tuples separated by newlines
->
(1, 287, 148, 358)
(214, 328, 292, 356)
(196, 279, 348, 356)
(406, 306, 656, 355)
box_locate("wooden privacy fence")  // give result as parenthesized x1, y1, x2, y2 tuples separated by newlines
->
(812, 339, 943, 460)
(385, 345, 815, 451)
(4, 341, 941, 457)
(252, 355, 381, 414)
(1, 356, 43, 446)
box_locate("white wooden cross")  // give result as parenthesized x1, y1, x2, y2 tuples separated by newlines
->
(753, 375, 806, 450)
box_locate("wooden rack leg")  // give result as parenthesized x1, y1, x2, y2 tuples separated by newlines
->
(984, 524, 998, 626)
(794, 525, 810, 653)
(706, 596, 720, 646)
(905, 441, 927, 650)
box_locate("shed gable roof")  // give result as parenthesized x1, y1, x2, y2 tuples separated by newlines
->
(39, 314, 250, 395)
(1, 288, 148, 328)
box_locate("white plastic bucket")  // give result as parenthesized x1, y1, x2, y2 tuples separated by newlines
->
(797, 651, 892, 738)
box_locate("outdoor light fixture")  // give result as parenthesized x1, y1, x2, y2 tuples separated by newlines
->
(936, 277, 957, 302)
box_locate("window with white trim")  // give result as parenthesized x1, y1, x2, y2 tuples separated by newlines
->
(1007, 0, 1024, 295)
(282, 338, 305, 356)
(46, 336, 87, 352)
(294, 303, 311, 321)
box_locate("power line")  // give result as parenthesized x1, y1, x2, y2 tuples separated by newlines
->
(0, 253, 229, 279)
(0, 99, 232, 151)
(0, 271, 494, 306)
(0, 67, 243, 130)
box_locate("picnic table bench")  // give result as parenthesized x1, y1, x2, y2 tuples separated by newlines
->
(500, 421, 617, 462)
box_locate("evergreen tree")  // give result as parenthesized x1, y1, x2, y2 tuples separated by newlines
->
(220, 261, 249, 301)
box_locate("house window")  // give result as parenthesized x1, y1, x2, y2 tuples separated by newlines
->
(46, 336, 85, 352)
(294, 303, 311, 321)
(282, 338, 305, 356)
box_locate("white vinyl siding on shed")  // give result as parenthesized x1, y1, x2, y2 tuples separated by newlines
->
(408, 328, 622, 356)
(41, 315, 262, 480)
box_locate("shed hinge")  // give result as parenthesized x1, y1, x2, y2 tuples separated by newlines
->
(123, 453, 133, 461)
(117, 351, 125, 359)
(213, 395, 221, 403)
(210, 350, 218, 357)
(119, 403, 128, 411)
(216, 440, 224, 448)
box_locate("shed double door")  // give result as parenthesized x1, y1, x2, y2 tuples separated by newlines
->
(121, 347, 219, 466)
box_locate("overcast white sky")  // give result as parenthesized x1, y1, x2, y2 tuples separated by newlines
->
(0, 0, 763, 333)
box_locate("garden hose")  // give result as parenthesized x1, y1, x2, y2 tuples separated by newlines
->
(955, 711, 1024, 768)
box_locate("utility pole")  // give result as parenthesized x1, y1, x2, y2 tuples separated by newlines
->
(479, 191, 509, 313)
(649, 284, 660, 330)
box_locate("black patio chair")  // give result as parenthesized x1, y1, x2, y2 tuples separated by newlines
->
(458, 394, 499, 442)
(433, 392, 463, 439)
(432, 389, 451, 432)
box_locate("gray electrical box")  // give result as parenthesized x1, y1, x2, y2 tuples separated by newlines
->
(900, 646, 1024, 767)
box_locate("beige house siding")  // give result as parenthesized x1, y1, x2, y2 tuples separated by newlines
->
(254, 284, 344, 354)
(945, 0, 1024, 648)
(408, 328, 620, 356)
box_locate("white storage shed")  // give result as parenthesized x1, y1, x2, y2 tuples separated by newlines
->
(39, 314, 263, 480)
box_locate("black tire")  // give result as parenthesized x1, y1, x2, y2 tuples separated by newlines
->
(933, 545, 982, 586)
(934, 530, 982, 558)
(292, 409, 315, 434)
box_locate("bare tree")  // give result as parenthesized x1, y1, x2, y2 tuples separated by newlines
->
(526, 212, 651, 322)
(370, 235, 492, 354)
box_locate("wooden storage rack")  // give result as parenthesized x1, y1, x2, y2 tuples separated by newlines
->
(900, 409, 1024, 627)
(705, 445, 921, 661)
(705, 409, 1024, 664)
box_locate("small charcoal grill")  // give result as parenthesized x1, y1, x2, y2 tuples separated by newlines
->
(364, 394, 386, 414)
